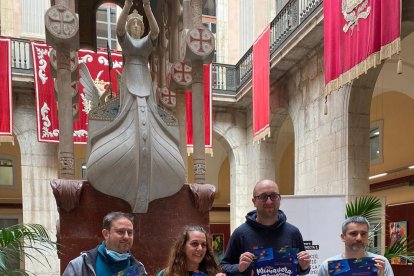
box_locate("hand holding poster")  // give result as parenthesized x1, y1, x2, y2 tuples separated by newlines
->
(328, 257, 378, 276)
(114, 264, 144, 276)
(251, 247, 299, 276)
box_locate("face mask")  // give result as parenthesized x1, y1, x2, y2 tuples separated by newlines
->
(105, 249, 131, 261)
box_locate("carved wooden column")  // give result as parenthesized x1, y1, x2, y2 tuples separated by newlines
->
(169, 0, 188, 174)
(181, 0, 215, 183)
(45, 0, 79, 179)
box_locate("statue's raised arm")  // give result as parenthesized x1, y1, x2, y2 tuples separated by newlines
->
(143, 0, 159, 40)
(116, 0, 133, 39)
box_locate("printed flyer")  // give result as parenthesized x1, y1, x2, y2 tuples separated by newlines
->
(328, 257, 378, 275)
(251, 247, 298, 276)
(114, 264, 142, 276)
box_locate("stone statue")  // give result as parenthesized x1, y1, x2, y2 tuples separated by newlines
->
(86, 0, 185, 213)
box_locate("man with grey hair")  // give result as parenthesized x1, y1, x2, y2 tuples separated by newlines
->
(318, 216, 394, 276)
(63, 211, 147, 276)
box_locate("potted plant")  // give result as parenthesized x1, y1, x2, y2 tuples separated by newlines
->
(0, 223, 57, 275)
(345, 195, 414, 263)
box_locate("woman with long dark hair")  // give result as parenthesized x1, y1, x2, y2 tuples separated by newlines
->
(159, 226, 225, 276)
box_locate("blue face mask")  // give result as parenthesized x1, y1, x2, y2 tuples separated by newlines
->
(105, 249, 131, 261)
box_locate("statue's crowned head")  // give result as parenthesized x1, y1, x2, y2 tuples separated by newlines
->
(126, 9, 145, 39)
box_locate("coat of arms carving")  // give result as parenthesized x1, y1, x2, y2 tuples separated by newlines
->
(342, 0, 371, 33)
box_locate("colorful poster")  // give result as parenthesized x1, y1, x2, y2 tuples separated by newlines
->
(389, 221, 407, 265)
(251, 247, 298, 276)
(114, 264, 143, 276)
(212, 233, 224, 263)
(328, 257, 377, 275)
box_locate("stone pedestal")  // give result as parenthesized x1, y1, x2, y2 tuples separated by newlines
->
(54, 182, 211, 275)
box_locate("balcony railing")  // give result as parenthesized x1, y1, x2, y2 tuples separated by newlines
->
(213, 0, 322, 94)
(11, 0, 322, 94)
(11, 38, 33, 74)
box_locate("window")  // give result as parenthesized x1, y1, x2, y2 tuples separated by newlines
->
(0, 157, 15, 187)
(21, 0, 49, 38)
(96, 4, 119, 50)
(203, 21, 216, 34)
(203, 0, 216, 17)
(370, 120, 383, 164)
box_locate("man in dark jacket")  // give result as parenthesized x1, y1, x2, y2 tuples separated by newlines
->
(63, 211, 147, 276)
(220, 179, 311, 275)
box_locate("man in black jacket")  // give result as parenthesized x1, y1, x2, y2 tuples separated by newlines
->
(220, 179, 311, 275)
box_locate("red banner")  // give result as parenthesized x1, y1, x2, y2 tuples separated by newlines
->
(0, 37, 13, 143)
(31, 42, 123, 144)
(252, 26, 270, 142)
(186, 64, 213, 155)
(324, 0, 400, 95)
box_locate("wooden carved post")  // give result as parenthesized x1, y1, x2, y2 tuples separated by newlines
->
(181, 0, 215, 183)
(169, 0, 189, 175)
(45, 0, 79, 179)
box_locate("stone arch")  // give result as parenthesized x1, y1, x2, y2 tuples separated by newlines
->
(213, 109, 248, 229)
(12, 94, 60, 274)
(270, 109, 295, 195)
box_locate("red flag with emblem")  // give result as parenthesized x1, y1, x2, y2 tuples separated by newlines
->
(324, 0, 401, 95)
(31, 42, 123, 144)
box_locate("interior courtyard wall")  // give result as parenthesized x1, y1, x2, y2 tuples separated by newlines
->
(13, 91, 60, 275)
(285, 46, 362, 196)
(213, 108, 251, 231)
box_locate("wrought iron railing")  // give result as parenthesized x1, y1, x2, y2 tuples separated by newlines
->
(10, 0, 322, 94)
(213, 0, 322, 94)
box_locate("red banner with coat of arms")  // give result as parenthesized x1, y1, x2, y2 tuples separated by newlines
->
(0, 37, 13, 143)
(31, 42, 123, 144)
(324, 0, 401, 95)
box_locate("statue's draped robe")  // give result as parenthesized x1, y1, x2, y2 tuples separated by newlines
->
(86, 33, 185, 213)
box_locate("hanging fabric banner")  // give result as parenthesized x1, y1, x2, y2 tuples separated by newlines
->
(252, 25, 270, 143)
(324, 0, 401, 95)
(186, 64, 213, 155)
(31, 42, 123, 144)
(0, 37, 13, 143)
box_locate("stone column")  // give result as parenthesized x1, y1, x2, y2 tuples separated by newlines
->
(191, 59, 206, 183)
(56, 45, 75, 178)
(181, 0, 215, 183)
(45, 0, 79, 179)
(169, 0, 188, 175)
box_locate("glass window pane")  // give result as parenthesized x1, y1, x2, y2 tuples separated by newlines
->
(203, 0, 216, 16)
(370, 128, 380, 161)
(0, 159, 13, 186)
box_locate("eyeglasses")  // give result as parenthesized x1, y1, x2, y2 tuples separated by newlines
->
(254, 192, 281, 202)
(188, 241, 207, 249)
(112, 228, 134, 237)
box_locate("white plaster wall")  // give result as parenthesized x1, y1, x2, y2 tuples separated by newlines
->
(13, 93, 60, 276)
